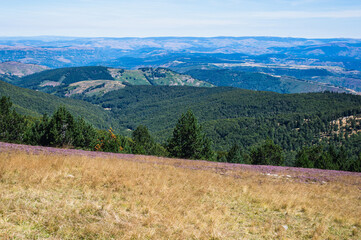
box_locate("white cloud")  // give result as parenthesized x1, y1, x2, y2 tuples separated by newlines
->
(250, 10, 361, 19)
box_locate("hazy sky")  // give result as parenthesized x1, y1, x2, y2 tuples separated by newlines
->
(1, 0, 361, 38)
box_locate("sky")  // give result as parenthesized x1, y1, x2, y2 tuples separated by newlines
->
(1, 0, 361, 38)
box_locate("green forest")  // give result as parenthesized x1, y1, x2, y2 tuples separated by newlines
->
(184, 69, 345, 93)
(79, 85, 361, 153)
(1, 95, 360, 172)
(2, 70, 361, 172)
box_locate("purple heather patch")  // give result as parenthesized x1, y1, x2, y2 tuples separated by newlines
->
(1, 141, 360, 185)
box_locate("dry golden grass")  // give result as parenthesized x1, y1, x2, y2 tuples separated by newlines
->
(0, 149, 360, 239)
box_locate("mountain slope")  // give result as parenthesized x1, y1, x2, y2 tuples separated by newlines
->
(0, 80, 118, 130)
(83, 85, 361, 150)
(185, 69, 352, 94)
(206, 63, 361, 93)
(2, 78, 361, 152)
(16, 66, 212, 97)
(0, 61, 48, 78)
(18, 66, 114, 88)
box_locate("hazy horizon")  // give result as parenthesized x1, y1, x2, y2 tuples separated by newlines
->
(1, 0, 361, 39)
(0, 35, 360, 40)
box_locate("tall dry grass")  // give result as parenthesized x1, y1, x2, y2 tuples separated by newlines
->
(0, 150, 360, 239)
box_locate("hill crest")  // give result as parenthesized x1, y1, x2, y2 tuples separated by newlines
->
(16, 66, 213, 97)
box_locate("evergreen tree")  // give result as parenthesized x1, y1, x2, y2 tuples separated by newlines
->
(226, 144, 252, 164)
(295, 146, 315, 168)
(45, 106, 76, 147)
(167, 110, 213, 160)
(73, 117, 97, 149)
(347, 154, 361, 172)
(216, 151, 228, 162)
(227, 144, 243, 163)
(24, 114, 49, 145)
(250, 140, 284, 166)
(201, 137, 215, 161)
(295, 145, 338, 170)
(132, 125, 168, 156)
(132, 125, 154, 154)
(0, 96, 26, 142)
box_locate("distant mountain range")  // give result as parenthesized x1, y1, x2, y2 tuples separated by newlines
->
(0, 36, 360, 93)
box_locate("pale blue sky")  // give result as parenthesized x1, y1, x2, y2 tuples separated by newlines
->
(1, 0, 361, 38)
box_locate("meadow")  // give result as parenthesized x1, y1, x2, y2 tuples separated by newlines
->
(0, 142, 360, 239)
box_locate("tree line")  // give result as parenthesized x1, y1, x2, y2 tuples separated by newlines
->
(1, 96, 360, 172)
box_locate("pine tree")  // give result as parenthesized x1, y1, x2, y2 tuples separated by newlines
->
(45, 106, 75, 147)
(250, 140, 284, 166)
(0, 96, 26, 142)
(167, 110, 213, 160)
(73, 117, 97, 149)
(25, 114, 49, 145)
(295, 147, 314, 168)
(132, 125, 155, 154)
(227, 144, 243, 163)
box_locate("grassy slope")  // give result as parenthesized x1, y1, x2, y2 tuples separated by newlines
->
(111, 69, 150, 85)
(0, 80, 118, 130)
(140, 68, 212, 87)
(0, 144, 360, 239)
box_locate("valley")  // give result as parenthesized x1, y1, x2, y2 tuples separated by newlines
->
(1, 36, 361, 94)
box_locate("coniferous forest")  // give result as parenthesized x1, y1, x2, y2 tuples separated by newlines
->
(1, 94, 360, 172)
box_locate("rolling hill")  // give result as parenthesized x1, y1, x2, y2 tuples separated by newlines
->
(16, 66, 212, 97)
(0, 80, 119, 130)
(5, 70, 361, 152)
(2, 77, 361, 164)
(0, 61, 49, 85)
(14, 64, 352, 95)
(1, 36, 360, 93)
(185, 69, 350, 94)
(0, 61, 48, 78)
(82, 85, 361, 151)
(202, 63, 361, 93)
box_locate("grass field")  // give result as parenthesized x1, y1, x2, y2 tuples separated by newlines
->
(0, 142, 360, 239)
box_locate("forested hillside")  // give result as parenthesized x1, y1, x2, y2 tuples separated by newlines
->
(1, 93, 360, 171)
(2, 77, 361, 171)
(8, 63, 353, 95)
(80, 85, 361, 154)
(186, 69, 350, 94)
(15, 66, 212, 97)
(0, 80, 118, 130)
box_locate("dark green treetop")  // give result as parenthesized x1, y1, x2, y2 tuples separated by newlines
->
(167, 110, 214, 160)
(250, 140, 284, 166)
